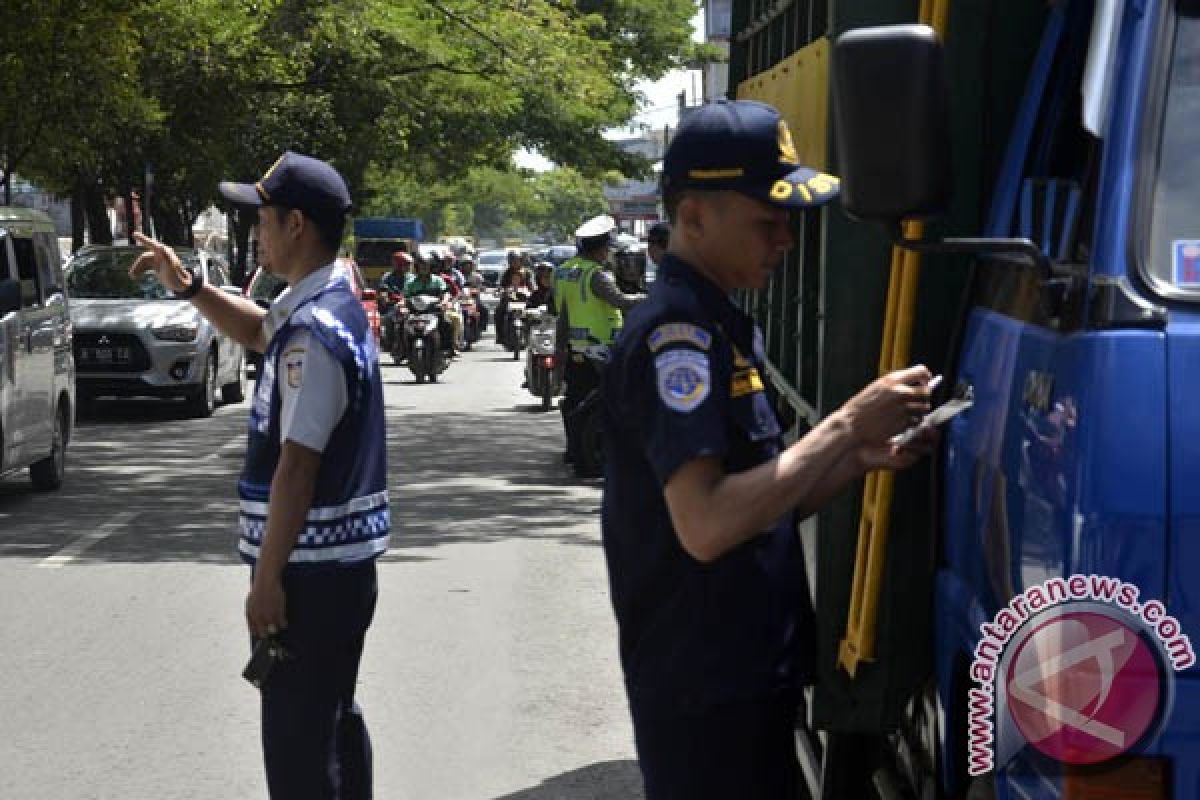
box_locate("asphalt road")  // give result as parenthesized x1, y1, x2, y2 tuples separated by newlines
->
(0, 333, 642, 799)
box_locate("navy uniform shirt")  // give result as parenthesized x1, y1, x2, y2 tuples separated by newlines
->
(601, 253, 815, 710)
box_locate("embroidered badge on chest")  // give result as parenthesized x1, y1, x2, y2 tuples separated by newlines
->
(655, 349, 710, 413)
(647, 323, 712, 353)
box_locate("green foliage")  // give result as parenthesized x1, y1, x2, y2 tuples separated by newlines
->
(362, 164, 609, 243)
(1, 0, 693, 239)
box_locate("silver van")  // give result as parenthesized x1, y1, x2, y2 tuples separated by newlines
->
(0, 208, 74, 490)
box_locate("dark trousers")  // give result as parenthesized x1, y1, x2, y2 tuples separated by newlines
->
(259, 562, 378, 800)
(560, 356, 600, 459)
(629, 691, 801, 800)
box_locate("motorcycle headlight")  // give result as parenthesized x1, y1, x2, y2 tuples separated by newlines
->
(153, 324, 200, 342)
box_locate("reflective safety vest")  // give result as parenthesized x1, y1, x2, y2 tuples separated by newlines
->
(554, 256, 622, 351)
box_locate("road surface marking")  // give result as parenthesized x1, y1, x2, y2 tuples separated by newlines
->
(37, 512, 138, 568)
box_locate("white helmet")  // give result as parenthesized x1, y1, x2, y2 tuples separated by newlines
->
(574, 214, 617, 239)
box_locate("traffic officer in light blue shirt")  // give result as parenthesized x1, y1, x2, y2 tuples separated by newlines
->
(601, 99, 939, 799)
(131, 151, 387, 800)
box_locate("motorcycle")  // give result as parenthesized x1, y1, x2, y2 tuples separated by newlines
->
(501, 290, 530, 360)
(402, 294, 450, 383)
(523, 309, 562, 412)
(459, 288, 483, 350)
(377, 288, 401, 353)
(567, 345, 610, 479)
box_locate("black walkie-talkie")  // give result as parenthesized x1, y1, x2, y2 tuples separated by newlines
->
(242, 635, 293, 689)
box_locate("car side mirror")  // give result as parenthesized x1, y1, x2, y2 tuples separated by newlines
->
(832, 24, 951, 222)
(0, 278, 19, 315)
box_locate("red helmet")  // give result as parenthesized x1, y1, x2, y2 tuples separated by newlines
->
(392, 251, 413, 268)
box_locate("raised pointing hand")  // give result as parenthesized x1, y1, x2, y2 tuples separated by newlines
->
(129, 231, 191, 293)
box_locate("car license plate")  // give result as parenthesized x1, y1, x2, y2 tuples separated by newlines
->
(85, 347, 131, 364)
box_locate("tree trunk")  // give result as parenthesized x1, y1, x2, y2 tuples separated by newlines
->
(84, 184, 113, 246)
(155, 203, 187, 246)
(71, 181, 86, 251)
(123, 188, 137, 242)
(233, 208, 254, 285)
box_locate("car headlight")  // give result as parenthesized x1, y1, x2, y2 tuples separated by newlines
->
(153, 324, 200, 342)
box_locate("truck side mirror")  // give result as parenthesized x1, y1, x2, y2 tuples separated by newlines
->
(0, 278, 19, 315)
(832, 24, 952, 222)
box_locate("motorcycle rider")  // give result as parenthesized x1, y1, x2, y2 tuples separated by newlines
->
(527, 261, 555, 310)
(554, 214, 644, 472)
(496, 254, 531, 349)
(436, 259, 466, 355)
(404, 254, 456, 355)
(381, 250, 413, 294)
(379, 251, 413, 354)
(460, 257, 488, 332)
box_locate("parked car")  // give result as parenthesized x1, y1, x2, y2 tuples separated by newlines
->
(0, 207, 74, 490)
(66, 245, 245, 417)
(243, 258, 379, 377)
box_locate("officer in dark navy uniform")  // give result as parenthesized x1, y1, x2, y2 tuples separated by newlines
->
(601, 99, 938, 799)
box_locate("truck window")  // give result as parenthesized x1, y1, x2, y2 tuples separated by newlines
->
(974, 14, 1098, 331)
(12, 237, 41, 308)
(1145, 0, 1200, 295)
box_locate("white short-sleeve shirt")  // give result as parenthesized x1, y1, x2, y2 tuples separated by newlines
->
(261, 264, 349, 452)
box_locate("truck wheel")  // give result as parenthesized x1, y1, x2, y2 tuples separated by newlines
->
(30, 404, 67, 491)
(221, 355, 246, 404)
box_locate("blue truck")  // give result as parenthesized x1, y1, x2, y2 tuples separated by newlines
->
(728, 0, 1200, 796)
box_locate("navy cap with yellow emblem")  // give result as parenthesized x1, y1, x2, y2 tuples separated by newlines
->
(219, 151, 352, 226)
(662, 99, 840, 209)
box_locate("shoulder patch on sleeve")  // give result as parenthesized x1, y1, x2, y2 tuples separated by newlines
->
(647, 322, 712, 353)
(284, 348, 306, 389)
(655, 349, 711, 413)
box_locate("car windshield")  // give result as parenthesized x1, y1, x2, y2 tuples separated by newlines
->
(67, 249, 193, 300)
(1146, 1, 1200, 295)
(478, 252, 507, 267)
(547, 246, 576, 264)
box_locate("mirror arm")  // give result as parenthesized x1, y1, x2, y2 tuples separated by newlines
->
(888, 223, 1054, 277)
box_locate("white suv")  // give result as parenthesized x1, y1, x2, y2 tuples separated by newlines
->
(0, 208, 74, 491)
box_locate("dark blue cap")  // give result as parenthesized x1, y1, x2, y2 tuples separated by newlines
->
(219, 151, 352, 224)
(662, 100, 840, 209)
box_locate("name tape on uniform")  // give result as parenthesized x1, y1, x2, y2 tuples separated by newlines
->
(647, 323, 712, 353)
(655, 349, 711, 413)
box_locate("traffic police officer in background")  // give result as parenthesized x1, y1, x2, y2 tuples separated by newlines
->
(553, 214, 643, 476)
(601, 100, 937, 799)
(131, 152, 388, 800)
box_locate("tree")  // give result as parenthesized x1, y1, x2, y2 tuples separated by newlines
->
(4, 0, 698, 253)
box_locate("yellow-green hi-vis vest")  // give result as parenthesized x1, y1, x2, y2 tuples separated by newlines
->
(555, 256, 623, 351)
